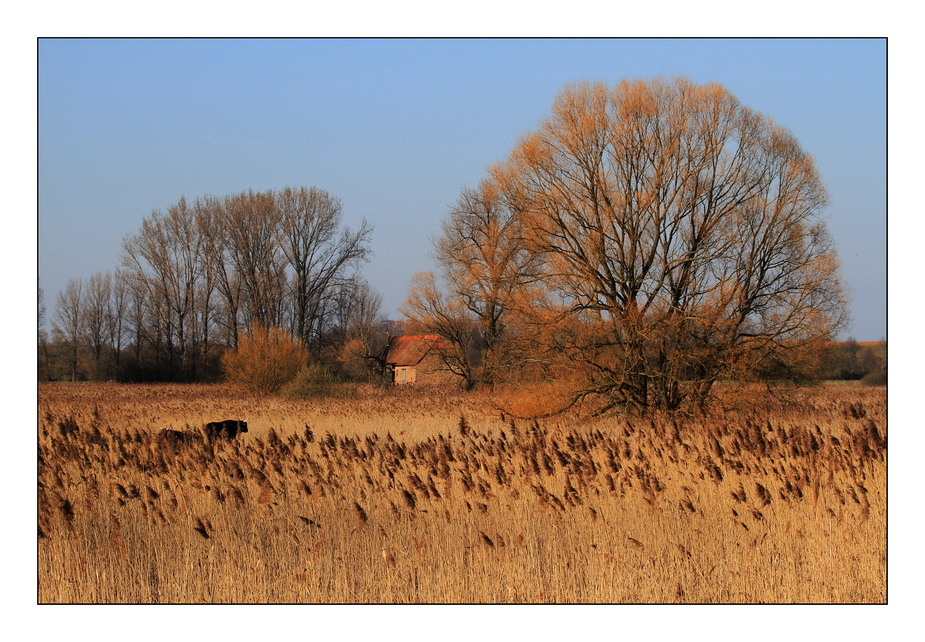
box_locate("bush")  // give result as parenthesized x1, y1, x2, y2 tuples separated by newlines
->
(860, 369, 887, 386)
(221, 325, 306, 393)
(281, 362, 339, 399)
(820, 340, 887, 382)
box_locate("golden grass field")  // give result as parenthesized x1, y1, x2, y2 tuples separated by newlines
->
(37, 381, 885, 603)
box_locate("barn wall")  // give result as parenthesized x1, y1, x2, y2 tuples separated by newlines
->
(394, 366, 417, 384)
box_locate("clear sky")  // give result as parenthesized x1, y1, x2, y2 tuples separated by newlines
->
(38, 37, 886, 340)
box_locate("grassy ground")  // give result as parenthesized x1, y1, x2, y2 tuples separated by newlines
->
(37, 382, 885, 603)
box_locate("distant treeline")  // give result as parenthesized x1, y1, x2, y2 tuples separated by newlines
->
(39, 186, 393, 383)
(36, 188, 886, 389)
(819, 340, 887, 385)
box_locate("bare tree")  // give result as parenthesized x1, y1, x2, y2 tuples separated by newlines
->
(277, 186, 372, 352)
(122, 271, 148, 365)
(199, 195, 243, 349)
(492, 77, 849, 411)
(402, 179, 542, 388)
(345, 277, 385, 349)
(53, 278, 83, 381)
(121, 197, 209, 378)
(106, 270, 130, 379)
(401, 271, 481, 389)
(190, 197, 220, 366)
(222, 189, 287, 333)
(329, 276, 388, 380)
(39, 281, 46, 338)
(83, 271, 111, 379)
(39, 281, 50, 379)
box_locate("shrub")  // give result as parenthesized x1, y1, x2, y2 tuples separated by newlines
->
(221, 324, 306, 393)
(281, 362, 339, 398)
(861, 369, 887, 386)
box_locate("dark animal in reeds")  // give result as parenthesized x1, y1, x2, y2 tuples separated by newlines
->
(205, 420, 248, 441)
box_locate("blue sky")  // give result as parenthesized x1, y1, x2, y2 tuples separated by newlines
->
(38, 38, 886, 340)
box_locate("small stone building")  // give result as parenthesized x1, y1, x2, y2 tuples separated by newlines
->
(381, 335, 455, 385)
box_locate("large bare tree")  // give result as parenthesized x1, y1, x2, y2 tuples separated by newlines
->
(491, 77, 849, 411)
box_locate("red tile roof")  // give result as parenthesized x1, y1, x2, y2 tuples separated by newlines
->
(385, 335, 445, 367)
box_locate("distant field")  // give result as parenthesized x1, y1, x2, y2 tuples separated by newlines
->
(38, 382, 886, 603)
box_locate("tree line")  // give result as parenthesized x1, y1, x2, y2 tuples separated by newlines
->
(820, 339, 887, 385)
(41, 78, 866, 411)
(40, 186, 389, 382)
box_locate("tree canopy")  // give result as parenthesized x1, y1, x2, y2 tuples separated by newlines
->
(408, 77, 849, 411)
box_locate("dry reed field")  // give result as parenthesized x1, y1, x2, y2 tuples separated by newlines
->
(38, 382, 886, 603)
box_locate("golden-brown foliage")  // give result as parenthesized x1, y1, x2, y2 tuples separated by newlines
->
(38, 382, 885, 603)
(485, 77, 849, 410)
(401, 178, 543, 390)
(221, 324, 307, 393)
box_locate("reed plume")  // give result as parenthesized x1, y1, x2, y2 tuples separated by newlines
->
(401, 488, 417, 511)
(353, 501, 368, 532)
(193, 517, 210, 539)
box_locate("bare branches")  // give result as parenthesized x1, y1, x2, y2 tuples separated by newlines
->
(116, 186, 374, 380)
(278, 186, 373, 352)
(491, 77, 848, 411)
(402, 179, 543, 389)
